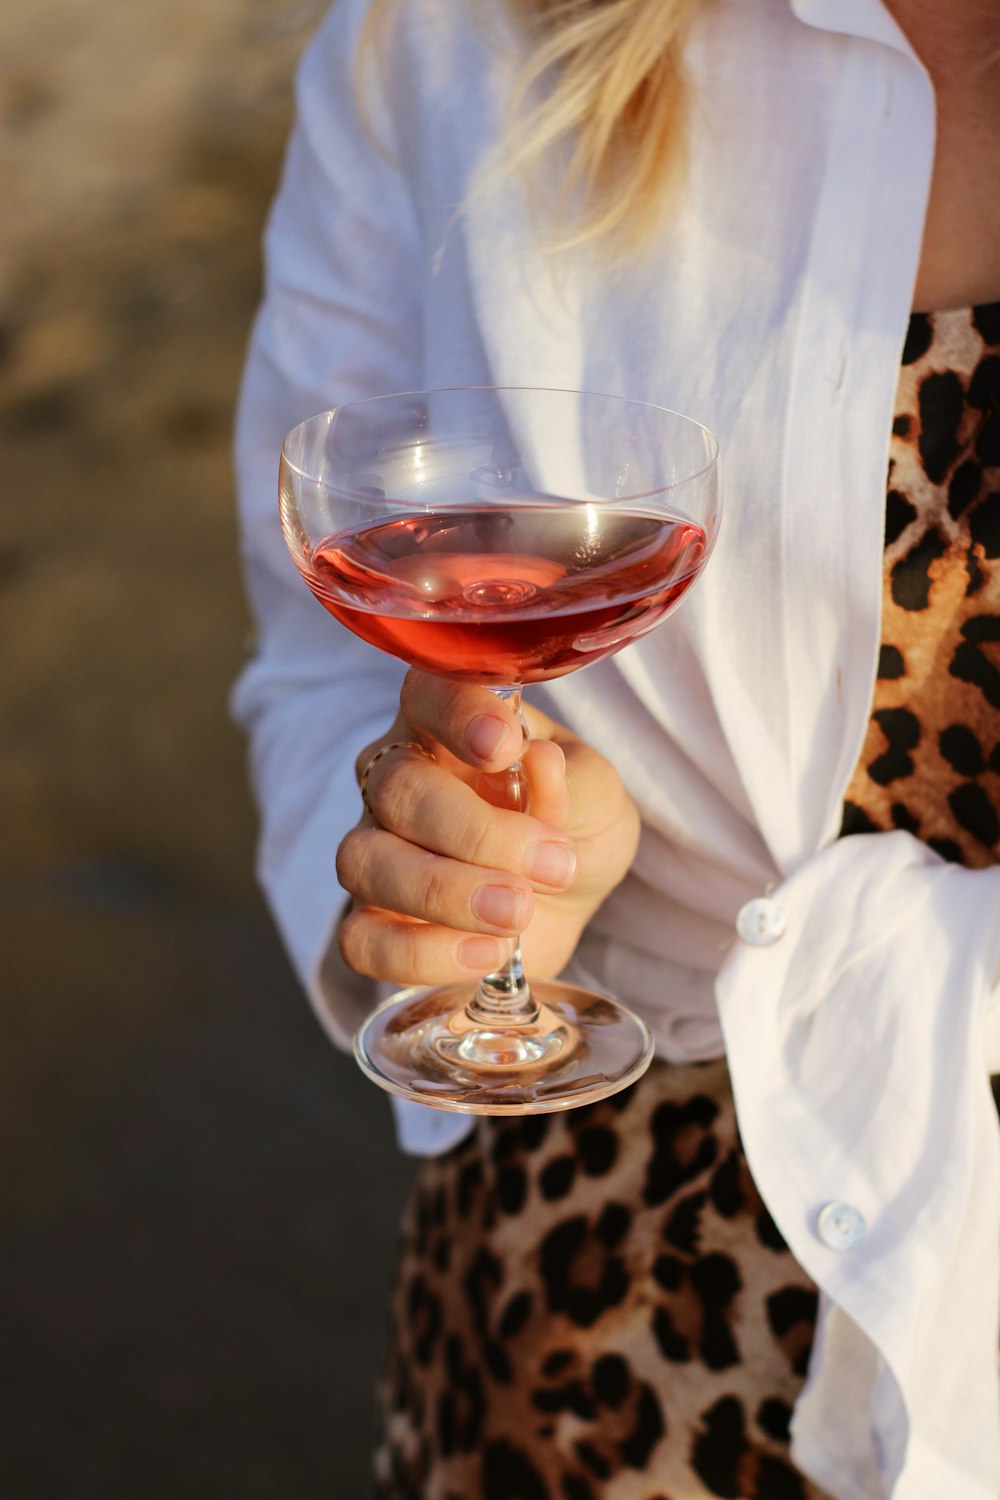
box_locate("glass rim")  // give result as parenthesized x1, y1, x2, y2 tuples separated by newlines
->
(279, 385, 721, 503)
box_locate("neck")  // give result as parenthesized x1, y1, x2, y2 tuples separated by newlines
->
(882, 0, 1000, 99)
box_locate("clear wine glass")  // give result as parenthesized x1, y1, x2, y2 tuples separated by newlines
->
(280, 387, 721, 1114)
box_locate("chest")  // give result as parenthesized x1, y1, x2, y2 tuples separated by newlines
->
(912, 89, 1000, 311)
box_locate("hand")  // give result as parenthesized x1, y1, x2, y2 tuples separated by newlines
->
(335, 669, 641, 986)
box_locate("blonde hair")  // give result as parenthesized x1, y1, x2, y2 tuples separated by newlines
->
(496, 0, 699, 256)
(359, 0, 701, 259)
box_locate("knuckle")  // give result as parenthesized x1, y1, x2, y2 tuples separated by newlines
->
(461, 806, 497, 868)
(339, 905, 446, 987)
(387, 760, 440, 836)
(401, 671, 464, 737)
(421, 863, 455, 923)
(401, 922, 425, 977)
(437, 678, 469, 724)
(398, 670, 426, 719)
(337, 908, 371, 975)
(335, 826, 366, 889)
(374, 757, 419, 823)
(400, 669, 453, 731)
(354, 737, 382, 785)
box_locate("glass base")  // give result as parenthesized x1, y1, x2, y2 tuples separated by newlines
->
(354, 979, 655, 1115)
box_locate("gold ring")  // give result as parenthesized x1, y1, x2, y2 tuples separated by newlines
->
(359, 740, 434, 816)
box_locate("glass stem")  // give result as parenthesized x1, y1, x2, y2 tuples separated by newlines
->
(465, 685, 540, 1030)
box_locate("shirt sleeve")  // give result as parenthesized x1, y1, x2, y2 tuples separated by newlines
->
(230, 0, 423, 1050)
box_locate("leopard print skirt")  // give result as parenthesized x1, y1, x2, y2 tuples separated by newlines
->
(374, 1059, 828, 1500)
(374, 304, 999, 1499)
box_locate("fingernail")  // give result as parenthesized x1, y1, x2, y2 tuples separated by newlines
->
(471, 884, 525, 931)
(526, 841, 576, 887)
(459, 935, 510, 970)
(466, 714, 512, 762)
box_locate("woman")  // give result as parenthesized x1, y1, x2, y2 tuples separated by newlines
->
(233, 0, 1000, 1494)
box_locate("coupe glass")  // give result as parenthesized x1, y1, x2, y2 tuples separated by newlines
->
(280, 388, 721, 1114)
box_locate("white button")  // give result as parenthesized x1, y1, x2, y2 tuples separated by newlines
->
(817, 1201, 866, 1251)
(735, 897, 787, 947)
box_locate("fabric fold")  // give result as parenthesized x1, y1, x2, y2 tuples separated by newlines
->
(716, 830, 1000, 1497)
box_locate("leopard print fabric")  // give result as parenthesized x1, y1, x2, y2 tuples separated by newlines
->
(842, 302, 1000, 853)
(373, 307, 1000, 1500)
(374, 1060, 827, 1500)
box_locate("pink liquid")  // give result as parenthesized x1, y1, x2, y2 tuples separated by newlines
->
(302, 505, 706, 683)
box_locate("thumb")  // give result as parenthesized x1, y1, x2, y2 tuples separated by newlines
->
(523, 737, 571, 830)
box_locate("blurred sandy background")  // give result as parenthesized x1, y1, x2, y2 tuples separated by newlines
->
(1, 1, 414, 1494)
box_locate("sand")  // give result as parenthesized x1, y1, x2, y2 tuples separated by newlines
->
(1, 4, 413, 1494)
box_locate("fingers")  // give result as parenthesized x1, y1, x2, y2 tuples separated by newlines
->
(337, 823, 535, 937)
(337, 773, 538, 982)
(399, 671, 524, 770)
(343, 685, 582, 986)
(354, 713, 426, 786)
(522, 737, 570, 830)
(356, 746, 576, 889)
(338, 905, 515, 985)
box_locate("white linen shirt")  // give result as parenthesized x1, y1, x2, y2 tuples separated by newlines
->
(231, 0, 1000, 1494)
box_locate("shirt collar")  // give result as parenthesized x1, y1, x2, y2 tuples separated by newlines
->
(789, 0, 919, 59)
